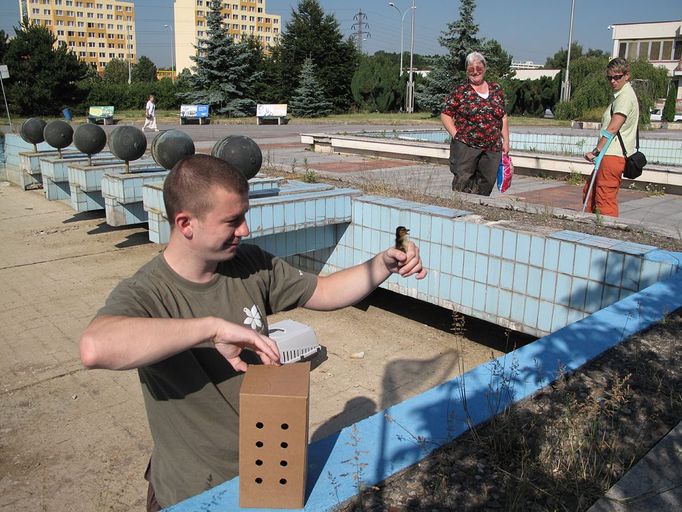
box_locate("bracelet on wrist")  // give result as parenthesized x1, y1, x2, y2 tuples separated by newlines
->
(592, 147, 600, 156)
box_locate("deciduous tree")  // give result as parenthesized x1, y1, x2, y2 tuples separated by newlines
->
(103, 58, 130, 83)
(132, 55, 157, 83)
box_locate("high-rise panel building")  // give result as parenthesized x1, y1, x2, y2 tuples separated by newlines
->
(18, 0, 137, 75)
(174, 0, 281, 74)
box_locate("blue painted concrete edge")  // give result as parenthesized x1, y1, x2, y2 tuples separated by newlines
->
(164, 265, 682, 512)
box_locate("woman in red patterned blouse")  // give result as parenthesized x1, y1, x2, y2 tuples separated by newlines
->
(440, 52, 510, 196)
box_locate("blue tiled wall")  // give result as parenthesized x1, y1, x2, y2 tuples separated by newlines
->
(365, 129, 682, 166)
(296, 196, 681, 338)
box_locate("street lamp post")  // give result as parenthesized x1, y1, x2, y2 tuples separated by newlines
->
(164, 24, 175, 81)
(406, 0, 416, 113)
(126, 23, 132, 85)
(388, 2, 409, 78)
(561, 0, 576, 102)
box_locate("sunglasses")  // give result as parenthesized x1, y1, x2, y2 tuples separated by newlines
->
(606, 74, 625, 82)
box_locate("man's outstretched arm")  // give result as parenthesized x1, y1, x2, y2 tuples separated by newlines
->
(304, 241, 427, 311)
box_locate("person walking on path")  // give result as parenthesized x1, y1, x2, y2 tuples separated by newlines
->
(440, 52, 510, 196)
(143, 94, 158, 132)
(582, 57, 639, 217)
(79, 154, 427, 510)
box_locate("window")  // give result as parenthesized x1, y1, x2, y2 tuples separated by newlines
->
(57, 29, 65, 35)
(649, 41, 661, 60)
(662, 40, 673, 60)
(56, 9, 63, 15)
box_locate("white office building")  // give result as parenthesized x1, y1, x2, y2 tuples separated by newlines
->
(610, 19, 682, 101)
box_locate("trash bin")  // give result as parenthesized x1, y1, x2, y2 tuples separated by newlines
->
(62, 107, 73, 121)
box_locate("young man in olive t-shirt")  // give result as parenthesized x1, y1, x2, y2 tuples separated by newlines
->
(79, 153, 427, 509)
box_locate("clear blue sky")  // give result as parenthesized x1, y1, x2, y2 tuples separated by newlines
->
(0, 1, 680, 68)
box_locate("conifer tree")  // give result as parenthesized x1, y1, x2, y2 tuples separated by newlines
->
(662, 81, 677, 122)
(351, 53, 403, 112)
(4, 21, 89, 115)
(180, 0, 261, 116)
(270, 0, 358, 112)
(289, 57, 332, 117)
(415, 0, 510, 114)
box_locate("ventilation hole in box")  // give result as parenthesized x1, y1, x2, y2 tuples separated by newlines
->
(279, 478, 287, 485)
(281, 423, 289, 430)
(256, 459, 263, 466)
(281, 442, 288, 448)
(255, 478, 263, 484)
(256, 422, 264, 429)
(256, 441, 263, 448)
(280, 460, 288, 467)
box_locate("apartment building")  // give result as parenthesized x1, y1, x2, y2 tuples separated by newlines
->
(174, 0, 281, 74)
(610, 19, 682, 100)
(18, 0, 137, 75)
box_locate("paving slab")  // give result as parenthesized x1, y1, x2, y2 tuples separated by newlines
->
(588, 420, 682, 512)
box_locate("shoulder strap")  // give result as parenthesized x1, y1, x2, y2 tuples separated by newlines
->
(611, 104, 639, 158)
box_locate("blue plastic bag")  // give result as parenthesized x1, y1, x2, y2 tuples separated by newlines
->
(496, 153, 513, 193)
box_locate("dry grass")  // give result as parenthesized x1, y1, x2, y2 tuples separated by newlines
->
(338, 311, 682, 511)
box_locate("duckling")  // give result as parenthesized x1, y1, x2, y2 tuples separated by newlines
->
(395, 226, 410, 252)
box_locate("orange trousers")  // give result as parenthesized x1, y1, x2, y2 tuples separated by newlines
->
(582, 155, 625, 217)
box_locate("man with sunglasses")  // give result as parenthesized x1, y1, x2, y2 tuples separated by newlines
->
(582, 57, 639, 217)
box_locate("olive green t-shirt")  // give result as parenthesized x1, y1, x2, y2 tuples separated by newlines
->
(96, 244, 318, 507)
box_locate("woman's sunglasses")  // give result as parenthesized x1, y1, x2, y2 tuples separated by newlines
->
(606, 74, 625, 82)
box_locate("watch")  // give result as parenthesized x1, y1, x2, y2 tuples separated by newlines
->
(592, 147, 600, 156)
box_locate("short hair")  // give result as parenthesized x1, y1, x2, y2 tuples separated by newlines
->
(607, 57, 629, 75)
(163, 154, 249, 225)
(465, 52, 486, 69)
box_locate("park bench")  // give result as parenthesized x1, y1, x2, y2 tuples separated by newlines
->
(87, 106, 117, 125)
(256, 104, 289, 125)
(180, 104, 210, 125)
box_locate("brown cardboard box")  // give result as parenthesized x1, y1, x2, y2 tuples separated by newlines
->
(239, 362, 310, 509)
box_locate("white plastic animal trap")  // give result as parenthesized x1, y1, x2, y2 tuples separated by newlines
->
(268, 319, 321, 364)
